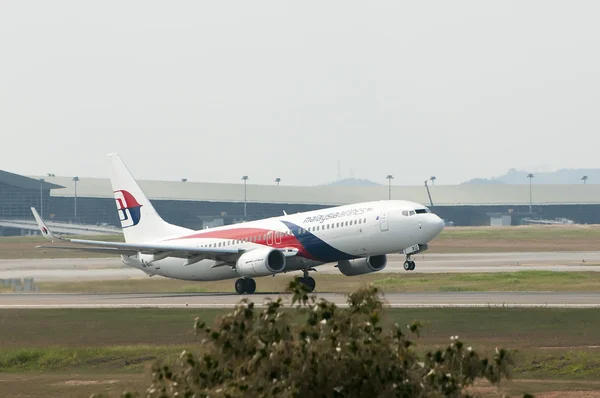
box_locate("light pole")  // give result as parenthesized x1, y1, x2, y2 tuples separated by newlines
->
(39, 178, 45, 217)
(527, 173, 534, 213)
(386, 175, 393, 200)
(582, 176, 588, 184)
(430, 176, 436, 186)
(241, 176, 248, 220)
(72, 176, 79, 220)
(275, 177, 281, 186)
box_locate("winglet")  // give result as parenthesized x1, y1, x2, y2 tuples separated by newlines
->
(283, 210, 288, 216)
(30, 207, 65, 242)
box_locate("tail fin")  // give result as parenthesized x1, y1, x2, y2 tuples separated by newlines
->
(107, 153, 191, 243)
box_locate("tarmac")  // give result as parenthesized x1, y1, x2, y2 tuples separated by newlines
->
(2, 251, 600, 308)
(1, 292, 599, 308)
(2, 251, 600, 281)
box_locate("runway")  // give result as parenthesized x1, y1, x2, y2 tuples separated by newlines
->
(2, 251, 600, 281)
(1, 292, 600, 308)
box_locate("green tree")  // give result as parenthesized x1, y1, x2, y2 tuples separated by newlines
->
(122, 282, 523, 398)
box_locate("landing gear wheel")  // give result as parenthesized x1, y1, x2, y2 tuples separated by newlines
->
(235, 278, 246, 294)
(296, 276, 316, 293)
(409, 261, 416, 271)
(245, 278, 256, 294)
(403, 261, 412, 271)
(304, 276, 316, 292)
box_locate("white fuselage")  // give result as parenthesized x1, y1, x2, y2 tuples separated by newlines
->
(121, 200, 444, 281)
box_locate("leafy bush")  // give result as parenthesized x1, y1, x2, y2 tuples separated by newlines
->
(121, 281, 524, 398)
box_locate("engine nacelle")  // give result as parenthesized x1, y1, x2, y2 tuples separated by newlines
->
(337, 254, 387, 276)
(236, 247, 286, 277)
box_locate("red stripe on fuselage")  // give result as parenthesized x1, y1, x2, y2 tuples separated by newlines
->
(162, 227, 315, 260)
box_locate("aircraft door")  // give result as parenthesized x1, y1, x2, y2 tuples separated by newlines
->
(267, 231, 274, 245)
(275, 231, 282, 244)
(379, 210, 389, 232)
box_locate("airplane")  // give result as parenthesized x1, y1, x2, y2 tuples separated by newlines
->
(30, 153, 445, 294)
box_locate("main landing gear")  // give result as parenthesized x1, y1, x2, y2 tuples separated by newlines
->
(403, 256, 416, 271)
(234, 278, 256, 294)
(295, 269, 316, 293)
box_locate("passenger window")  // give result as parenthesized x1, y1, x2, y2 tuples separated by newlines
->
(359, 219, 362, 224)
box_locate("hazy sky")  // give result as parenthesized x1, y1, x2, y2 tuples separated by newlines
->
(2, 1, 599, 186)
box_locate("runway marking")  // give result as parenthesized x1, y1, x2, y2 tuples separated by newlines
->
(2, 304, 600, 309)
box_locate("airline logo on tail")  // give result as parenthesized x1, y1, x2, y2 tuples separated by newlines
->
(114, 190, 142, 228)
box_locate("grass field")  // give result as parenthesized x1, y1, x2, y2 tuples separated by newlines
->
(431, 224, 600, 253)
(34, 270, 600, 294)
(0, 234, 124, 259)
(1, 307, 600, 397)
(2, 224, 600, 260)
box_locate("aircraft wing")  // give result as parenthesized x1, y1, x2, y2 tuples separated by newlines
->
(30, 207, 243, 262)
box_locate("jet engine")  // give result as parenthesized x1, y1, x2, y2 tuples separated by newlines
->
(336, 254, 387, 276)
(236, 247, 286, 277)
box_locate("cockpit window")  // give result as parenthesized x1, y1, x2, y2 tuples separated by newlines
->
(402, 209, 430, 216)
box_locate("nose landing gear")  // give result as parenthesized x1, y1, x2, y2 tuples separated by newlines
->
(403, 256, 416, 271)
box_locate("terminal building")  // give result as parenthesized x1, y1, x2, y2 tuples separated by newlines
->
(2, 170, 600, 236)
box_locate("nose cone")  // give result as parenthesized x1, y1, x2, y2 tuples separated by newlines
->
(424, 214, 444, 241)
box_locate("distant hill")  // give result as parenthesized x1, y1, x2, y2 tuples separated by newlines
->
(463, 168, 599, 185)
(461, 178, 505, 185)
(324, 178, 381, 187)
